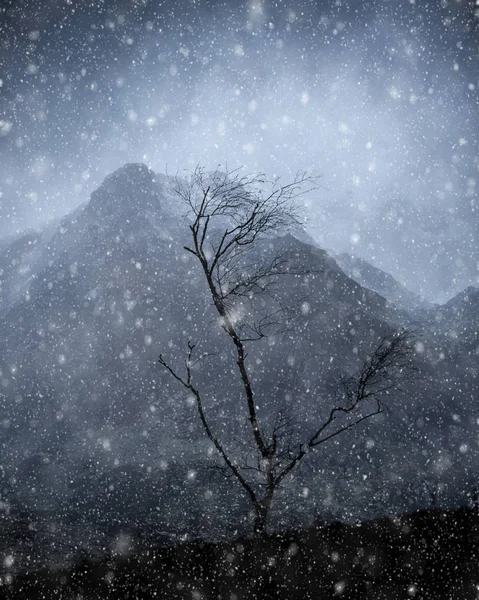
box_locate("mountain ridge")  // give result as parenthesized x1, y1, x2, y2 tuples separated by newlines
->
(0, 164, 476, 557)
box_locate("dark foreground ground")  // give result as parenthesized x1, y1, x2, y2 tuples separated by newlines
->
(1, 506, 478, 599)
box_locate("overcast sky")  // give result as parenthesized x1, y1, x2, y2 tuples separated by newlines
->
(0, 0, 478, 300)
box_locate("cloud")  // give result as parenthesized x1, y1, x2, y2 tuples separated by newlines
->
(0, 0, 477, 299)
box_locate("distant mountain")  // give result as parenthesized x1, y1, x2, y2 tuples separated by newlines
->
(426, 285, 479, 366)
(435, 286, 479, 334)
(334, 252, 432, 316)
(0, 164, 476, 563)
(0, 222, 60, 317)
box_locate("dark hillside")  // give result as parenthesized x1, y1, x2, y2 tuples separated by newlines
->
(2, 506, 478, 599)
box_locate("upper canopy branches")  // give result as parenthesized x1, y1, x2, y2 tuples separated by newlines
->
(170, 166, 318, 311)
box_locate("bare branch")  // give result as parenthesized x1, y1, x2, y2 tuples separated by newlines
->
(158, 344, 261, 514)
(162, 164, 416, 536)
(274, 329, 416, 486)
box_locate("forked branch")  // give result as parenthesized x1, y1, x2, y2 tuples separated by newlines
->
(158, 344, 261, 513)
(274, 329, 416, 485)
(161, 165, 416, 535)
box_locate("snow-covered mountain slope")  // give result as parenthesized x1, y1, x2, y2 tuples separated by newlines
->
(430, 286, 479, 342)
(0, 221, 60, 317)
(0, 164, 476, 552)
(334, 252, 432, 316)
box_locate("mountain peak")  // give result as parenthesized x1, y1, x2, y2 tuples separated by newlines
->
(87, 163, 162, 219)
(445, 285, 479, 309)
(334, 252, 430, 315)
(103, 162, 153, 185)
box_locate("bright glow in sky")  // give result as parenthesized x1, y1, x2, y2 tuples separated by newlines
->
(1, 0, 477, 300)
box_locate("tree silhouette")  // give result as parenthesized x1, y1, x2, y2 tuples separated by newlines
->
(159, 166, 416, 535)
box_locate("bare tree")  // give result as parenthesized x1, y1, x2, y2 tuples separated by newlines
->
(159, 166, 415, 535)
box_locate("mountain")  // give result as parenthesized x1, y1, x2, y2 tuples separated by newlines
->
(0, 164, 476, 563)
(334, 252, 432, 316)
(0, 221, 60, 318)
(431, 286, 479, 341)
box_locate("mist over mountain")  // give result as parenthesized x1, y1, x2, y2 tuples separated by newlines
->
(1, 0, 478, 301)
(0, 164, 477, 565)
(334, 252, 432, 316)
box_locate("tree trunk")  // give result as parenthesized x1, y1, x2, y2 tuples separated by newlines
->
(253, 511, 267, 536)
(253, 495, 273, 536)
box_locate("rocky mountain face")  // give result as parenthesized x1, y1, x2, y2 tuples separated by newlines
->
(0, 164, 477, 563)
